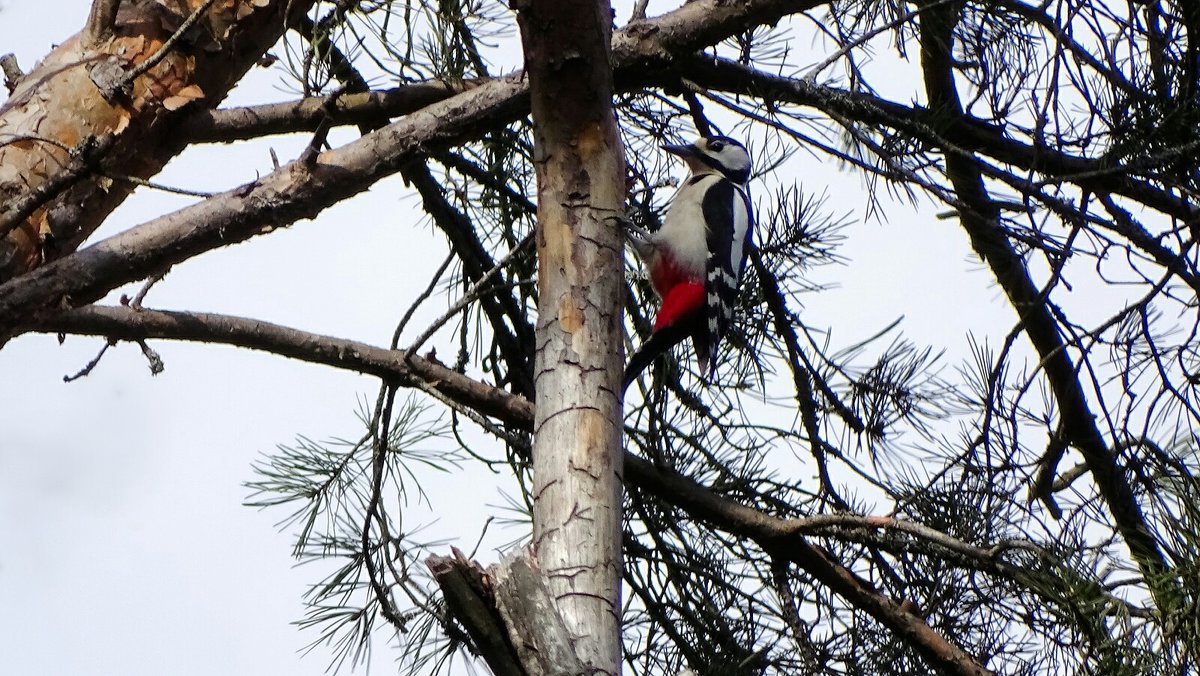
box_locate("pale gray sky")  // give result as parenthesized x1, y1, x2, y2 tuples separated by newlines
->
(0, 2, 1012, 675)
(0, 2, 490, 673)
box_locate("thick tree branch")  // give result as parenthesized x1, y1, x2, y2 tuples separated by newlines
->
(0, 72, 531, 339)
(0, 0, 317, 282)
(182, 82, 482, 142)
(43, 307, 1150, 644)
(34, 305, 531, 425)
(184, 53, 1199, 314)
(187, 49, 1200, 265)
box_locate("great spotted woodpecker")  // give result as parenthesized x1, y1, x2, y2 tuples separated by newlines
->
(623, 136, 754, 391)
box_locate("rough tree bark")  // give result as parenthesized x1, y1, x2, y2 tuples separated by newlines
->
(0, 0, 311, 283)
(516, 0, 627, 673)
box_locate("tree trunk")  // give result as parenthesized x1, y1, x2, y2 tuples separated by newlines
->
(0, 0, 311, 283)
(516, 0, 627, 673)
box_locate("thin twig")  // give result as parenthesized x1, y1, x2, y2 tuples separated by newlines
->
(391, 251, 456, 350)
(105, 173, 215, 198)
(137, 339, 165, 374)
(362, 384, 410, 633)
(300, 84, 353, 165)
(64, 338, 116, 382)
(410, 377, 532, 453)
(117, 0, 220, 92)
(124, 268, 171, 309)
(403, 234, 534, 359)
(801, 0, 957, 81)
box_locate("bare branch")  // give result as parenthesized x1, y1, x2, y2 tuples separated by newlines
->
(0, 0, 318, 282)
(49, 312, 986, 676)
(0, 54, 23, 92)
(622, 456, 997, 676)
(33, 305, 534, 426)
(35, 302, 993, 675)
(426, 550, 525, 676)
(677, 55, 1200, 224)
(63, 337, 116, 382)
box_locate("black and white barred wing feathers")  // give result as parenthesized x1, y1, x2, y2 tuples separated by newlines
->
(701, 178, 754, 378)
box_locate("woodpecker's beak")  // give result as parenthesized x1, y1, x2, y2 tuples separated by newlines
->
(661, 142, 696, 158)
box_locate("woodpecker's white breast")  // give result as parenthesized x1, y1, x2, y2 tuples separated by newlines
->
(653, 174, 722, 277)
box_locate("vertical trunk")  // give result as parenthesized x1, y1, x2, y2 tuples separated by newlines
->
(516, 0, 627, 673)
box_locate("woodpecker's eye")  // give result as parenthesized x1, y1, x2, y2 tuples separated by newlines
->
(709, 140, 726, 151)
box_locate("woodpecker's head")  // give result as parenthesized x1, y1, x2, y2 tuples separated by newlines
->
(662, 136, 752, 185)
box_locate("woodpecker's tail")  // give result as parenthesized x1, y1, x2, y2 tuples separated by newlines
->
(622, 322, 692, 392)
(691, 326, 713, 382)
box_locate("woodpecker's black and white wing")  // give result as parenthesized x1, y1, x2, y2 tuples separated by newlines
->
(701, 177, 754, 377)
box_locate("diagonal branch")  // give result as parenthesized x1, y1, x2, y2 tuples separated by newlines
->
(0, 71, 531, 339)
(37, 305, 532, 426)
(750, 248, 853, 505)
(402, 161, 535, 398)
(623, 462, 996, 676)
(0, 0, 318, 282)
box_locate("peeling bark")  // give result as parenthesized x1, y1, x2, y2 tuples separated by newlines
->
(0, 0, 312, 282)
(426, 549, 526, 676)
(491, 555, 586, 676)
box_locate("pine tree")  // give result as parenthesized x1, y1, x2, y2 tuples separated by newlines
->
(5, 0, 1200, 673)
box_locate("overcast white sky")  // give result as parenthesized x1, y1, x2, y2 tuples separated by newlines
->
(0, 2, 1012, 675)
(0, 2, 495, 673)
